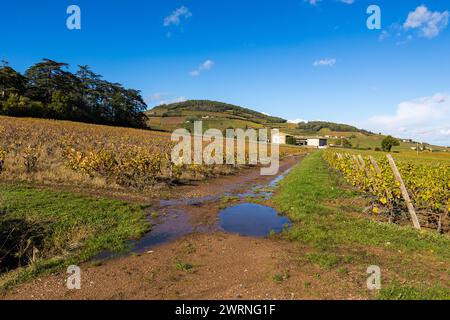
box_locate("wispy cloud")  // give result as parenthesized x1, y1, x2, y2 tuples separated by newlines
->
(163, 6, 192, 27)
(190, 60, 215, 77)
(147, 93, 187, 106)
(147, 92, 167, 103)
(304, 0, 354, 5)
(403, 5, 449, 39)
(313, 58, 336, 67)
(367, 93, 450, 145)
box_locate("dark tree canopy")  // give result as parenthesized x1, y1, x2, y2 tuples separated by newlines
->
(381, 135, 400, 152)
(0, 59, 148, 128)
(0, 66, 27, 98)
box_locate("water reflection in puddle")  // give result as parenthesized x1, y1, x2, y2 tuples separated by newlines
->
(132, 210, 194, 253)
(219, 203, 291, 237)
(92, 166, 295, 261)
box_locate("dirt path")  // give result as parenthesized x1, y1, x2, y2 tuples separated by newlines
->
(5, 154, 407, 300)
(6, 232, 370, 300)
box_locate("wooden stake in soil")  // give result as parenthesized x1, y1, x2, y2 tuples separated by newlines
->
(369, 156, 381, 175)
(357, 155, 366, 169)
(386, 154, 421, 230)
(352, 155, 363, 171)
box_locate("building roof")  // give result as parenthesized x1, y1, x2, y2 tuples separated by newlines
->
(293, 136, 328, 139)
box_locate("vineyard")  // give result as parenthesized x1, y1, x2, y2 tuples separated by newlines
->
(323, 149, 450, 234)
(0, 116, 303, 195)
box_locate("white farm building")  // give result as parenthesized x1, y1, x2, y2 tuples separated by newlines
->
(271, 132, 328, 148)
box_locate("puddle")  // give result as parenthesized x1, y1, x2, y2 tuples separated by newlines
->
(92, 164, 296, 261)
(236, 168, 293, 200)
(93, 209, 202, 260)
(131, 209, 195, 253)
(219, 203, 291, 237)
(159, 195, 219, 207)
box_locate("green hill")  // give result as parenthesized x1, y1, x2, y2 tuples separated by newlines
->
(295, 121, 373, 135)
(146, 100, 286, 132)
(148, 100, 286, 123)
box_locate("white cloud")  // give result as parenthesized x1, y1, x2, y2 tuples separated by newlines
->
(313, 58, 336, 67)
(147, 93, 187, 106)
(367, 93, 450, 145)
(200, 60, 214, 70)
(190, 59, 215, 77)
(163, 6, 192, 27)
(340, 0, 354, 4)
(403, 5, 449, 39)
(287, 119, 308, 124)
(147, 92, 167, 103)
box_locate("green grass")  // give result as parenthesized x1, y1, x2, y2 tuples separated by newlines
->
(272, 271, 289, 284)
(273, 152, 450, 257)
(174, 261, 193, 272)
(306, 252, 341, 270)
(379, 284, 450, 300)
(0, 184, 150, 290)
(273, 151, 450, 299)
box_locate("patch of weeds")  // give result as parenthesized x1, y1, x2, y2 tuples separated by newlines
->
(220, 196, 239, 204)
(337, 267, 349, 275)
(304, 281, 312, 288)
(175, 261, 193, 272)
(378, 283, 450, 300)
(90, 260, 104, 267)
(272, 271, 289, 284)
(151, 212, 159, 219)
(342, 255, 354, 264)
(307, 252, 340, 270)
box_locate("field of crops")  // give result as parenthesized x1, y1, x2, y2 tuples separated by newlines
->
(323, 149, 450, 234)
(0, 116, 303, 195)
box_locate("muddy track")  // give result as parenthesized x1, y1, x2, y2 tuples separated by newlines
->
(3, 154, 370, 300)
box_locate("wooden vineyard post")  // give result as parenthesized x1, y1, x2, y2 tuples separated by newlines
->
(386, 154, 421, 230)
(357, 155, 366, 170)
(352, 155, 363, 171)
(369, 156, 381, 175)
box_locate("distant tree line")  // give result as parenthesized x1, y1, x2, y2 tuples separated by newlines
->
(0, 59, 148, 128)
(297, 121, 373, 135)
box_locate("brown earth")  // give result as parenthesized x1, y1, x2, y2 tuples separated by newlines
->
(5, 232, 373, 300)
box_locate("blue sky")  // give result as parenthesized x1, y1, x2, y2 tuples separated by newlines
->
(1, 0, 449, 145)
